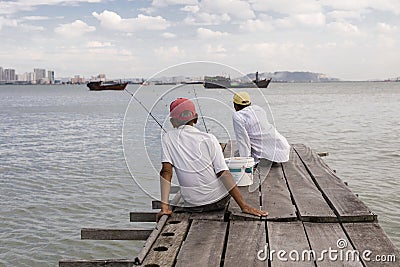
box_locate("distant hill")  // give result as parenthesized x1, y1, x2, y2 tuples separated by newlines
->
(246, 71, 340, 82)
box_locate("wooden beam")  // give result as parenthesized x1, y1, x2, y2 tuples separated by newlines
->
(135, 192, 183, 265)
(293, 144, 376, 223)
(224, 221, 266, 266)
(129, 212, 156, 222)
(343, 223, 400, 267)
(176, 220, 228, 266)
(81, 228, 152, 240)
(317, 152, 329, 157)
(59, 259, 134, 267)
(141, 213, 190, 267)
(303, 222, 363, 266)
(268, 221, 314, 267)
(282, 147, 337, 222)
(262, 161, 297, 221)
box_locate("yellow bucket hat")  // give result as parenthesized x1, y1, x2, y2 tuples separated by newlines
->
(233, 91, 251, 105)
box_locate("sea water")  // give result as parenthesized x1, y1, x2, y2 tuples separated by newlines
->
(0, 82, 399, 266)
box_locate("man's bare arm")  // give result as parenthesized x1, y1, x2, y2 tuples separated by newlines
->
(157, 162, 173, 221)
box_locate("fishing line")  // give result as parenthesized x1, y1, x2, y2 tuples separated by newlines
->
(123, 88, 167, 133)
(192, 86, 209, 133)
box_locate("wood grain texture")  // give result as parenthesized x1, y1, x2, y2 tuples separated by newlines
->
(224, 221, 267, 267)
(282, 147, 336, 222)
(293, 144, 376, 222)
(343, 223, 400, 267)
(268, 221, 314, 267)
(176, 220, 228, 267)
(303, 222, 363, 267)
(141, 213, 190, 267)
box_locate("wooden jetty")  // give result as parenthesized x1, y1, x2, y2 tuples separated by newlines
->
(59, 143, 399, 267)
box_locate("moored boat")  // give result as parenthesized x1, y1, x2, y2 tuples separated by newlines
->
(204, 72, 272, 89)
(87, 81, 128, 91)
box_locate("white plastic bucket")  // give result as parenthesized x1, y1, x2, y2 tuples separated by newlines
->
(225, 157, 255, 186)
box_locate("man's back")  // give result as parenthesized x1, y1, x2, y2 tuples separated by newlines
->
(233, 105, 290, 163)
(161, 125, 228, 207)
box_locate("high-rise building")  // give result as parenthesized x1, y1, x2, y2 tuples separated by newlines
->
(4, 69, 16, 81)
(34, 68, 46, 83)
(48, 70, 55, 84)
(0, 67, 3, 81)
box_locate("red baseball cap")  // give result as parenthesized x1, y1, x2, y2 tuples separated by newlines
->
(170, 98, 197, 121)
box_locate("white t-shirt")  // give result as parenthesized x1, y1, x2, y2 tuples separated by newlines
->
(161, 125, 229, 207)
(232, 105, 290, 163)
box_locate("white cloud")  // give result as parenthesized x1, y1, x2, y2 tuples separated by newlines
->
(251, 0, 321, 14)
(154, 46, 185, 60)
(183, 0, 254, 25)
(19, 24, 45, 31)
(184, 12, 231, 25)
(200, 0, 255, 20)
(327, 10, 363, 21)
(92, 10, 170, 32)
(22, 16, 51, 21)
(319, 0, 400, 15)
(86, 41, 113, 48)
(206, 44, 227, 58)
(293, 12, 326, 26)
(54, 20, 95, 38)
(327, 21, 359, 34)
(0, 0, 102, 15)
(376, 22, 397, 34)
(0, 16, 18, 30)
(197, 28, 228, 39)
(162, 32, 177, 38)
(239, 15, 274, 32)
(152, 0, 198, 8)
(181, 5, 199, 13)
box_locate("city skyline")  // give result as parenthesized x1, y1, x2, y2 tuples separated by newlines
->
(1, 1, 400, 81)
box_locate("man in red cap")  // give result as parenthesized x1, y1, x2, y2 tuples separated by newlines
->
(157, 98, 267, 220)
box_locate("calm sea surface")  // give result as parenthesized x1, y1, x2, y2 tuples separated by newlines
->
(0, 82, 399, 266)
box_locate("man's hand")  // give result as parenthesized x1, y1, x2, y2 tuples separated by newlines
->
(241, 204, 268, 217)
(156, 208, 172, 222)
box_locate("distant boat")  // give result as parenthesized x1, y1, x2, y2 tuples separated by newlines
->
(203, 76, 231, 88)
(204, 72, 272, 89)
(87, 81, 128, 91)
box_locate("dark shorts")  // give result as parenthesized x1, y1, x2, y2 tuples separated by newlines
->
(178, 194, 231, 213)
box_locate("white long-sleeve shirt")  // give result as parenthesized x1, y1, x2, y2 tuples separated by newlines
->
(232, 105, 290, 163)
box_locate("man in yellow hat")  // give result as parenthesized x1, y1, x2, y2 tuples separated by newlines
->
(232, 91, 290, 165)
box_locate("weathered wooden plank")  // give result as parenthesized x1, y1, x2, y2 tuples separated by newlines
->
(141, 213, 190, 267)
(59, 259, 134, 267)
(261, 161, 297, 221)
(224, 220, 267, 266)
(176, 220, 228, 266)
(303, 222, 363, 267)
(188, 209, 227, 221)
(228, 160, 296, 221)
(282, 147, 336, 222)
(129, 212, 156, 222)
(343, 223, 399, 267)
(81, 228, 152, 240)
(293, 144, 376, 223)
(135, 192, 182, 265)
(268, 221, 314, 266)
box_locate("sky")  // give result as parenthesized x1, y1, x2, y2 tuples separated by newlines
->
(0, 0, 399, 81)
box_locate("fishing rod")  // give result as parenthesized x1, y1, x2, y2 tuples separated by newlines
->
(123, 88, 167, 133)
(192, 86, 209, 133)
